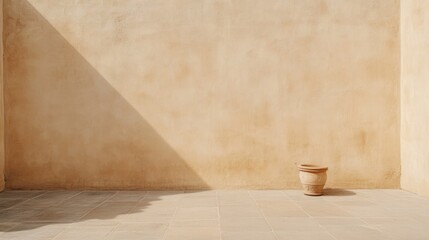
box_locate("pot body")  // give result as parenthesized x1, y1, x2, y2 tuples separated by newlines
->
(298, 164, 328, 196)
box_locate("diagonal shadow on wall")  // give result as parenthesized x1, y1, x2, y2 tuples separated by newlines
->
(1, 0, 211, 233)
(4, 1, 208, 190)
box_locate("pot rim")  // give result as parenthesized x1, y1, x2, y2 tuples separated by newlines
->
(298, 164, 328, 172)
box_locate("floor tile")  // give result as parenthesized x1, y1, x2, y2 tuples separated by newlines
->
(115, 206, 176, 222)
(267, 217, 323, 231)
(361, 217, 419, 225)
(115, 222, 168, 235)
(0, 223, 66, 240)
(138, 198, 180, 209)
(183, 191, 217, 198)
(218, 192, 254, 206)
(174, 207, 218, 220)
(178, 196, 218, 207)
(81, 202, 136, 220)
(34, 191, 81, 201)
(164, 228, 220, 240)
(62, 191, 115, 205)
(67, 219, 119, 228)
(340, 206, 403, 218)
(0, 199, 26, 210)
(220, 206, 263, 218)
(0, 208, 42, 222)
(54, 227, 113, 240)
(145, 191, 184, 199)
(260, 204, 308, 217)
(375, 223, 429, 240)
(296, 201, 352, 217)
(169, 219, 219, 230)
(217, 190, 249, 197)
(316, 217, 367, 226)
(220, 217, 271, 232)
(28, 207, 92, 222)
(106, 231, 163, 240)
(276, 230, 335, 240)
(222, 231, 277, 240)
(325, 225, 388, 240)
(0, 191, 45, 199)
(219, 196, 256, 206)
(106, 191, 146, 202)
(330, 200, 377, 207)
(0, 223, 19, 232)
(249, 190, 289, 200)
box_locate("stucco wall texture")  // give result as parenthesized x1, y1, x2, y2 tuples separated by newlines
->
(3, 0, 400, 189)
(0, 0, 4, 191)
(401, 0, 429, 197)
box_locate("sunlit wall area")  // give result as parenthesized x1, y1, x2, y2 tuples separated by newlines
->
(401, 0, 429, 197)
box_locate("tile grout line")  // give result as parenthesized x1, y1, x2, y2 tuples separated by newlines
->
(248, 190, 280, 240)
(305, 190, 395, 239)
(1, 190, 47, 211)
(4, 191, 84, 240)
(101, 191, 136, 240)
(50, 190, 87, 240)
(161, 193, 181, 240)
(0, 191, 47, 228)
(56, 191, 120, 240)
(73, 191, 118, 222)
(285, 190, 339, 240)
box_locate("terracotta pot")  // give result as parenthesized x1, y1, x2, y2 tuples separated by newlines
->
(298, 164, 328, 196)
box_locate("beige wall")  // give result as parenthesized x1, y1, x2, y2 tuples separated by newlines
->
(4, 0, 400, 189)
(401, 0, 429, 196)
(0, 0, 4, 191)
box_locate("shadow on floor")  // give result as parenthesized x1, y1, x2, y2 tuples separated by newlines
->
(0, 190, 212, 233)
(323, 188, 356, 196)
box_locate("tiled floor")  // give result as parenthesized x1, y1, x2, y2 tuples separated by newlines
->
(0, 189, 428, 240)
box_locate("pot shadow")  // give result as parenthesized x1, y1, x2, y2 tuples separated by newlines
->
(323, 188, 356, 196)
(2, 0, 210, 233)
